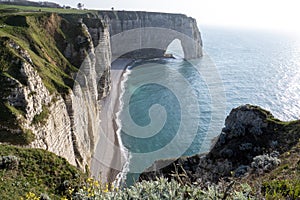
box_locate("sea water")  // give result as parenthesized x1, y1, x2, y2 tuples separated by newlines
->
(118, 26, 300, 181)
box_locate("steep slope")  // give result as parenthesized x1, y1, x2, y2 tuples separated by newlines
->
(0, 144, 85, 199)
(0, 12, 111, 170)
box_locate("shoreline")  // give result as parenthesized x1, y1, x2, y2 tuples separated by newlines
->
(91, 58, 134, 183)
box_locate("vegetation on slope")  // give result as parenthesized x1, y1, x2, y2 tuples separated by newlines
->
(0, 12, 78, 93)
(0, 6, 95, 144)
(1, 138, 298, 200)
(245, 119, 300, 199)
(0, 144, 254, 200)
(0, 144, 86, 199)
(0, 4, 96, 15)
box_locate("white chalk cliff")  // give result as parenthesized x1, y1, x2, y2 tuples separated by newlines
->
(0, 11, 202, 179)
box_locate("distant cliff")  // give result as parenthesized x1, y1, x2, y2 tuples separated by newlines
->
(97, 11, 202, 59)
(0, 9, 203, 177)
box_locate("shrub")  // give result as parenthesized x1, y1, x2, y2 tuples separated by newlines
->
(263, 180, 300, 200)
(32, 105, 49, 125)
(251, 152, 281, 173)
(67, 177, 255, 200)
(0, 155, 19, 170)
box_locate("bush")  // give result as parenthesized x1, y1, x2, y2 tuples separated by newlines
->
(251, 151, 281, 173)
(67, 177, 255, 200)
(32, 105, 49, 125)
(263, 180, 300, 200)
(0, 155, 19, 170)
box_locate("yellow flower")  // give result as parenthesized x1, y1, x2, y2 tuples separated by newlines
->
(94, 181, 100, 187)
(68, 188, 74, 195)
(103, 183, 109, 193)
(25, 192, 37, 199)
(88, 192, 95, 197)
(60, 197, 68, 200)
(87, 178, 93, 183)
(103, 188, 109, 193)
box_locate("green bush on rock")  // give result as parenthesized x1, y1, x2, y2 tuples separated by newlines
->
(263, 180, 300, 200)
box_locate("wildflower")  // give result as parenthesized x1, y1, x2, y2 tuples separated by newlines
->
(87, 177, 93, 183)
(68, 188, 74, 195)
(94, 180, 100, 187)
(88, 192, 95, 197)
(25, 192, 39, 200)
(103, 183, 109, 193)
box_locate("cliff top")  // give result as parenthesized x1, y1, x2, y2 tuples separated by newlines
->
(0, 3, 192, 19)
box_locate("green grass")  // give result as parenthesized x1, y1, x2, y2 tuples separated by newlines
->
(0, 4, 97, 15)
(0, 144, 85, 199)
(32, 105, 50, 125)
(0, 10, 87, 144)
(0, 129, 34, 145)
(238, 119, 300, 199)
(263, 180, 300, 200)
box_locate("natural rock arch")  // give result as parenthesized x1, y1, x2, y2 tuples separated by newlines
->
(110, 27, 202, 60)
(165, 39, 185, 58)
(96, 11, 203, 59)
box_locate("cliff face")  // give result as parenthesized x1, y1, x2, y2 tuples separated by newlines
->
(0, 13, 111, 170)
(0, 10, 203, 175)
(98, 11, 202, 59)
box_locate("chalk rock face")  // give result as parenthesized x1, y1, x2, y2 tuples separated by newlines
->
(60, 18, 112, 169)
(29, 95, 76, 166)
(0, 15, 112, 170)
(1, 40, 76, 166)
(96, 11, 202, 59)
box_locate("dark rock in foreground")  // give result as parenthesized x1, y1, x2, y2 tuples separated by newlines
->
(140, 104, 300, 184)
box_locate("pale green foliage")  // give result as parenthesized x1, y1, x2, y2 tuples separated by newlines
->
(233, 184, 254, 200)
(70, 178, 254, 200)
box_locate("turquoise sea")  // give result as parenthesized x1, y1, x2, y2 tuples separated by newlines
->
(118, 26, 300, 176)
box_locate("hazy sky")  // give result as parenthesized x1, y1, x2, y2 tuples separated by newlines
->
(35, 0, 300, 34)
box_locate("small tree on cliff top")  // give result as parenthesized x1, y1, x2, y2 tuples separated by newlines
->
(77, 3, 84, 10)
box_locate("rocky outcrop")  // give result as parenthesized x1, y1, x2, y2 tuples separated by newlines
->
(140, 105, 297, 184)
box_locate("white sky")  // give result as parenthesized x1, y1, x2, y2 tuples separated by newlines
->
(35, 0, 300, 34)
